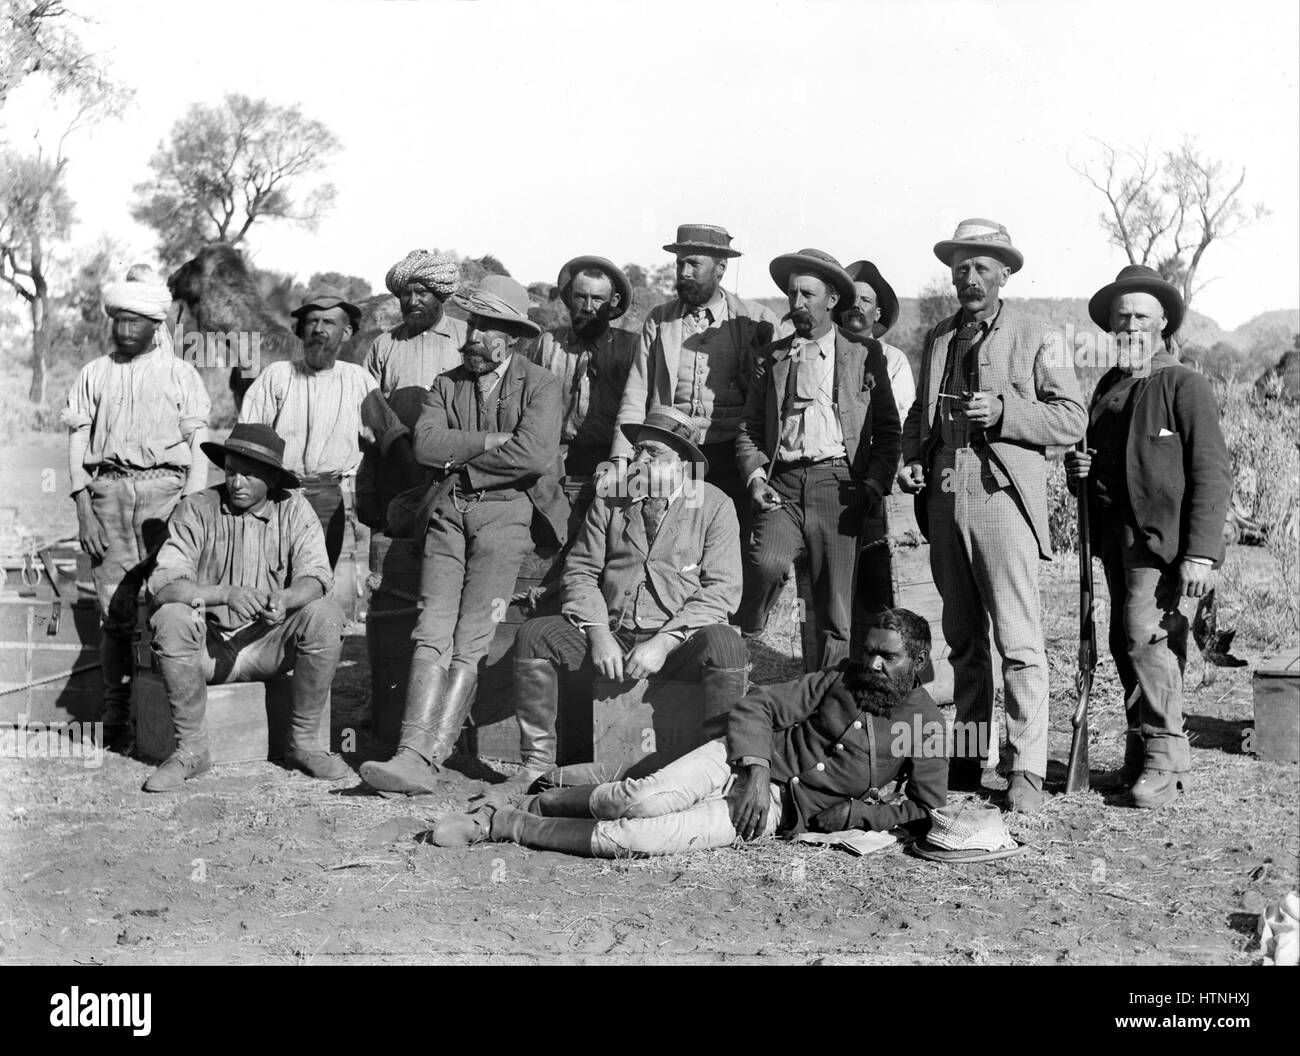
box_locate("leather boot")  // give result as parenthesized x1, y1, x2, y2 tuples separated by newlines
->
(1131, 768, 1187, 809)
(1005, 770, 1046, 814)
(1118, 729, 1144, 787)
(100, 633, 136, 753)
(699, 663, 748, 726)
(359, 659, 447, 795)
(532, 784, 597, 818)
(284, 632, 350, 781)
(514, 658, 559, 777)
(422, 662, 479, 767)
(489, 805, 598, 855)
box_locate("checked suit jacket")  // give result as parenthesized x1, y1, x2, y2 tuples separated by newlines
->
(902, 301, 1086, 559)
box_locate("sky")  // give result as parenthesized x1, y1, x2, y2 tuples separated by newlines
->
(3, 0, 1298, 329)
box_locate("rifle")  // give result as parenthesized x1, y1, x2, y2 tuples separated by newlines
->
(1066, 439, 1097, 793)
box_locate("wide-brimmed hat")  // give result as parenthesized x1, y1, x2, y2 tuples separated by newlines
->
(842, 259, 900, 336)
(290, 287, 364, 331)
(201, 422, 300, 489)
(908, 801, 1028, 863)
(619, 405, 709, 473)
(452, 274, 542, 337)
(933, 218, 1024, 274)
(555, 255, 632, 321)
(662, 223, 741, 259)
(1088, 264, 1184, 338)
(769, 248, 857, 310)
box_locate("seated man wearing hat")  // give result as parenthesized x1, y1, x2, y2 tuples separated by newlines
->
(1065, 266, 1231, 809)
(359, 276, 569, 796)
(470, 405, 748, 804)
(611, 223, 786, 534)
(240, 287, 414, 565)
(530, 255, 638, 482)
(63, 265, 211, 749)
(736, 249, 901, 669)
(361, 251, 468, 527)
(837, 259, 917, 625)
(428, 608, 946, 858)
(143, 423, 350, 792)
(898, 219, 1086, 813)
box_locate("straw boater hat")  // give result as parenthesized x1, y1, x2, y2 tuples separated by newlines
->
(619, 405, 709, 473)
(201, 423, 301, 489)
(663, 223, 741, 259)
(555, 255, 633, 321)
(452, 274, 542, 337)
(933, 218, 1024, 274)
(908, 801, 1028, 863)
(1087, 264, 1185, 338)
(769, 248, 857, 309)
(843, 259, 900, 336)
(290, 287, 363, 331)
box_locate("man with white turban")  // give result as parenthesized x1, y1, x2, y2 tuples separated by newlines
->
(62, 265, 211, 750)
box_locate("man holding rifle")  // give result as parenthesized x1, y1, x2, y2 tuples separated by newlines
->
(1065, 266, 1231, 808)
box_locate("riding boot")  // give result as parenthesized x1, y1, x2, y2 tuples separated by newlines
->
(532, 784, 598, 818)
(100, 633, 135, 751)
(514, 657, 559, 778)
(1118, 728, 1144, 787)
(283, 632, 350, 780)
(359, 659, 447, 795)
(144, 649, 211, 792)
(489, 805, 598, 855)
(699, 663, 749, 726)
(422, 662, 479, 768)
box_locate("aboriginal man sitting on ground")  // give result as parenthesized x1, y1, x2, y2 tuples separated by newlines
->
(430, 607, 948, 857)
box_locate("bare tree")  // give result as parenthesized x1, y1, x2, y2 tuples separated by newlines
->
(0, 0, 119, 112)
(1071, 137, 1269, 308)
(131, 94, 341, 267)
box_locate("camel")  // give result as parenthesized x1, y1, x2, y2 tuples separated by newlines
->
(167, 244, 400, 419)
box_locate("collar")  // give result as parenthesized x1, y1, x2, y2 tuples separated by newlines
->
(677, 288, 728, 324)
(488, 354, 513, 382)
(959, 299, 1003, 331)
(632, 482, 685, 507)
(1118, 345, 1179, 377)
(799, 325, 836, 358)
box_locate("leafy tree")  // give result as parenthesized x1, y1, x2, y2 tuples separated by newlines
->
(624, 263, 648, 289)
(0, 0, 120, 112)
(307, 271, 372, 303)
(131, 94, 341, 267)
(1071, 137, 1268, 308)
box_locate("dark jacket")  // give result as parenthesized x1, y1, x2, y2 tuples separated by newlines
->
(724, 667, 947, 835)
(413, 353, 569, 548)
(735, 329, 901, 497)
(1078, 351, 1232, 565)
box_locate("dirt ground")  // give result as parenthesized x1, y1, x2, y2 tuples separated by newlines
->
(1, 441, 1297, 964)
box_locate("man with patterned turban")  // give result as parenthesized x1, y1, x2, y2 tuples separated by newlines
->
(366, 250, 467, 429)
(240, 287, 413, 566)
(530, 255, 638, 480)
(62, 265, 211, 750)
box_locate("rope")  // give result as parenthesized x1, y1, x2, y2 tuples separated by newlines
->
(0, 661, 101, 697)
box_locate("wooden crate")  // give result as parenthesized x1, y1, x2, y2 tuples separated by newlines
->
(589, 677, 710, 776)
(1253, 651, 1299, 763)
(0, 595, 102, 724)
(133, 671, 330, 765)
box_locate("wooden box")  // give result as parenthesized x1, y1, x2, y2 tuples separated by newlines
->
(1253, 651, 1300, 763)
(133, 671, 330, 765)
(0, 595, 102, 724)
(589, 677, 710, 775)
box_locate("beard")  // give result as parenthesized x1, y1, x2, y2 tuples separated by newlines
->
(571, 309, 608, 342)
(839, 307, 872, 335)
(461, 344, 497, 376)
(303, 337, 338, 370)
(675, 278, 714, 307)
(844, 662, 913, 716)
(790, 307, 815, 336)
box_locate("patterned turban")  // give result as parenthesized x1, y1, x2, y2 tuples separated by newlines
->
(385, 250, 460, 298)
(102, 266, 173, 322)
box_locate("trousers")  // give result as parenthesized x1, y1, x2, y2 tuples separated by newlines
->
(411, 492, 534, 667)
(585, 738, 785, 857)
(1098, 519, 1193, 772)
(925, 447, 1049, 777)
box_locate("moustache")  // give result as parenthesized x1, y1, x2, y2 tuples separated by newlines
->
(959, 287, 983, 299)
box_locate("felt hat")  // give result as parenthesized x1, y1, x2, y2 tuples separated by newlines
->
(619, 405, 709, 473)
(555, 255, 633, 321)
(662, 223, 741, 258)
(290, 287, 363, 331)
(1088, 264, 1185, 338)
(201, 422, 301, 489)
(452, 274, 542, 337)
(933, 218, 1024, 273)
(908, 801, 1028, 863)
(769, 248, 857, 310)
(843, 259, 900, 336)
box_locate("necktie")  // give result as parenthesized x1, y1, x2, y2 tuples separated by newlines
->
(684, 306, 710, 337)
(784, 339, 816, 415)
(475, 372, 498, 429)
(641, 496, 669, 546)
(571, 344, 593, 431)
(934, 321, 984, 444)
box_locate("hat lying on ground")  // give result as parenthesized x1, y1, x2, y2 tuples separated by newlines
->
(200, 422, 301, 489)
(908, 800, 1028, 863)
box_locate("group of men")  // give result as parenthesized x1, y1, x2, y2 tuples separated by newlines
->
(62, 214, 1231, 855)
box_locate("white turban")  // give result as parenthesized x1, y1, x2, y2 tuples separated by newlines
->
(385, 250, 460, 298)
(103, 268, 173, 322)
